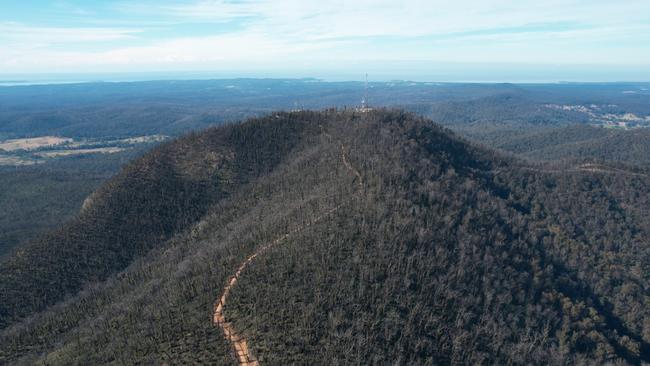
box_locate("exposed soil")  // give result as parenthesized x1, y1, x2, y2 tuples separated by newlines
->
(212, 140, 363, 365)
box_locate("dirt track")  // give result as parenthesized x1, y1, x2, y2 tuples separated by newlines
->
(213, 140, 363, 365)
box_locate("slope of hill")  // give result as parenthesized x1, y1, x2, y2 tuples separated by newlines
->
(495, 124, 650, 165)
(406, 92, 649, 166)
(0, 114, 318, 329)
(0, 150, 145, 257)
(1, 110, 649, 365)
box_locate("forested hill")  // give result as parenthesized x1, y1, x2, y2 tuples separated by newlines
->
(1, 110, 649, 365)
(496, 124, 650, 165)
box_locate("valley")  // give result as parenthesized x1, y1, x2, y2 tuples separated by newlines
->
(0, 134, 168, 166)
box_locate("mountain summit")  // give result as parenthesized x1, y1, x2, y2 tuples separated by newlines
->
(1, 110, 649, 365)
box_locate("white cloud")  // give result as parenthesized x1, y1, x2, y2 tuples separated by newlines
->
(0, 22, 141, 44)
(1, 0, 650, 73)
(162, 0, 262, 20)
(131, 0, 650, 39)
(0, 31, 346, 71)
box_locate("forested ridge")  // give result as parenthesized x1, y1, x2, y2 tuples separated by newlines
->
(0, 150, 144, 257)
(496, 124, 650, 165)
(0, 115, 317, 329)
(0, 110, 649, 365)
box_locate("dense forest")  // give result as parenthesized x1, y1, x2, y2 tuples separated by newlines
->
(1, 110, 648, 365)
(2, 81, 648, 259)
(0, 145, 161, 257)
(495, 124, 650, 165)
(0, 150, 146, 257)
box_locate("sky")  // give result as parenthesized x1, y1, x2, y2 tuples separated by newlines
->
(1, 0, 650, 81)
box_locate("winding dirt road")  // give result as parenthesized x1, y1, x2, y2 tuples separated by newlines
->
(341, 145, 364, 188)
(213, 141, 363, 365)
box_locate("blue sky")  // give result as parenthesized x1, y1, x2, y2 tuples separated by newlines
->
(1, 1, 650, 81)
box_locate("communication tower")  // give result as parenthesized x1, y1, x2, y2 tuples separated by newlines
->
(359, 73, 371, 112)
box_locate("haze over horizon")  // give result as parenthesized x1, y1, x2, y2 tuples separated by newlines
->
(1, 0, 650, 82)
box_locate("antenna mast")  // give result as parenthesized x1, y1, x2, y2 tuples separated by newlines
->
(362, 73, 369, 110)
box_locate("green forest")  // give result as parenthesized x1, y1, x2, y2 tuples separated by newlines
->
(2, 80, 649, 261)
(1, 110, 648, 365)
